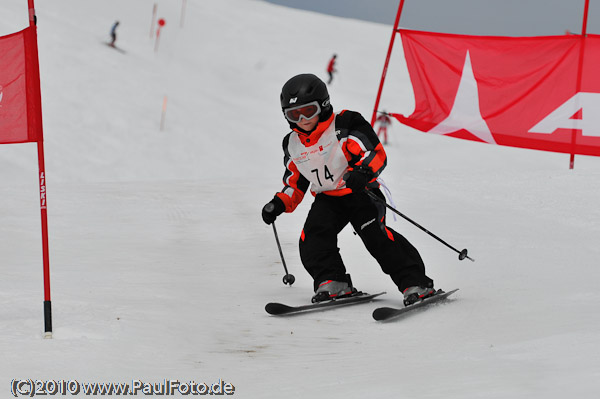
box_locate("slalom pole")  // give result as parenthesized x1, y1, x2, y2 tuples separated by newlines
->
(150, 3, 157, 38)
(365, 190, 475, 262)
(160, 95, 168, 131)
(569, 0, 590, 170)
(370, 0, 406, 126)
(181, 0, 187, 28)
(155, 18, 166, 53)
(28, 0, 53, 337)
(37, 144, 52, 337)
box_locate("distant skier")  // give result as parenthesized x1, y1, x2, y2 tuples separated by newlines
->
(375, 111, 392, 145)
(110, 21, 120, 47)
(261, 73, 435, 305)
(326, 54, 337, 84)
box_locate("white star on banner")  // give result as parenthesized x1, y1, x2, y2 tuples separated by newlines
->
(428, 50, 496, 144)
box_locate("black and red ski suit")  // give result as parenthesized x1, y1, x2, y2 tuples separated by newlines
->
(274, 110, 433, 292)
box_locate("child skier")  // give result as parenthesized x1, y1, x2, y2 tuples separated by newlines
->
(261, 74, 435, 305)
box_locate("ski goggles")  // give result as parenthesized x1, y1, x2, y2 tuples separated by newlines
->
(284, 101, 322, 123)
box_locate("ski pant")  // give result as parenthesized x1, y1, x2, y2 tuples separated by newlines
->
(327, 71, 334, 84)
(299, 189, 433, 293)
(377, 126, 388, 143)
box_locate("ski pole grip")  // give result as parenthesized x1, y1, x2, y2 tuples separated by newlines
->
(265, 203, 275, 212)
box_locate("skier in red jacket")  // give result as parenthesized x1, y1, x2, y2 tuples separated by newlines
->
(261, 74, 435, 305)
(326, 54, 337, 84)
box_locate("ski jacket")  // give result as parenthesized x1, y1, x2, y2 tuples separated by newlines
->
(327, 58, 336, 73)
(376, 114, 391, 126)
(276, 110, 387, 212)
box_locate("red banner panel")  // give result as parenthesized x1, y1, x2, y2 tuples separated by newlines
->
(0, 26, 42, 144)
(396, 29, 600, 156)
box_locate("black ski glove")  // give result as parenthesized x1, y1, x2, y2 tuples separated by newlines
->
(343, 168, 373, 192)
(262, 196, 286, 225)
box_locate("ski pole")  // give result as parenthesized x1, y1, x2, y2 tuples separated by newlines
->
(365, 190, 475, 262)
(265, 203, 296, 285)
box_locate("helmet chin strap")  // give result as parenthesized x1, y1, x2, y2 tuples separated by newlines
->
(293, 125, 315, 135)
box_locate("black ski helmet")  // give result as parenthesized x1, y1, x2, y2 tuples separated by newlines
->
(280, 74, 333, 129)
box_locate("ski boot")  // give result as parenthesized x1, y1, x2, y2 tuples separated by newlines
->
(311, 280, 357, 303)
(403, 286, 436, 306)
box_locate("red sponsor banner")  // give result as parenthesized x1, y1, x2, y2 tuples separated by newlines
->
(0, 26, 42, 144)
(396, 29, 600, 156)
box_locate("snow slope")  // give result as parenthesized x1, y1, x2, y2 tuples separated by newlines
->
(1, 0, 599, 398)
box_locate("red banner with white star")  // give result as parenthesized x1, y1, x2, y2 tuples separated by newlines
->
(395, 29, 600, 156)
(0, 26, 43, 144)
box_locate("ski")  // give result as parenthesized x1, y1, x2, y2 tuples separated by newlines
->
(103, 42, 126, 54)
(372, 288, 459, 321)
(265, 291, 386, 316)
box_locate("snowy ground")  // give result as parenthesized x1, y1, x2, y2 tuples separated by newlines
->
(1, 0, 599, 398)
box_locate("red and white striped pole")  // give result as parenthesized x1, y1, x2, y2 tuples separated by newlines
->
(27, 0, 52, 339)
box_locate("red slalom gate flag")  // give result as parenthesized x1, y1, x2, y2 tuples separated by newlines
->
(0, 26, 43, 144)
(396, 29, 600, 156)
(1, 1, 52, 338)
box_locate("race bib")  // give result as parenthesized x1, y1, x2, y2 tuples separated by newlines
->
(287, 121, 348, 193)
